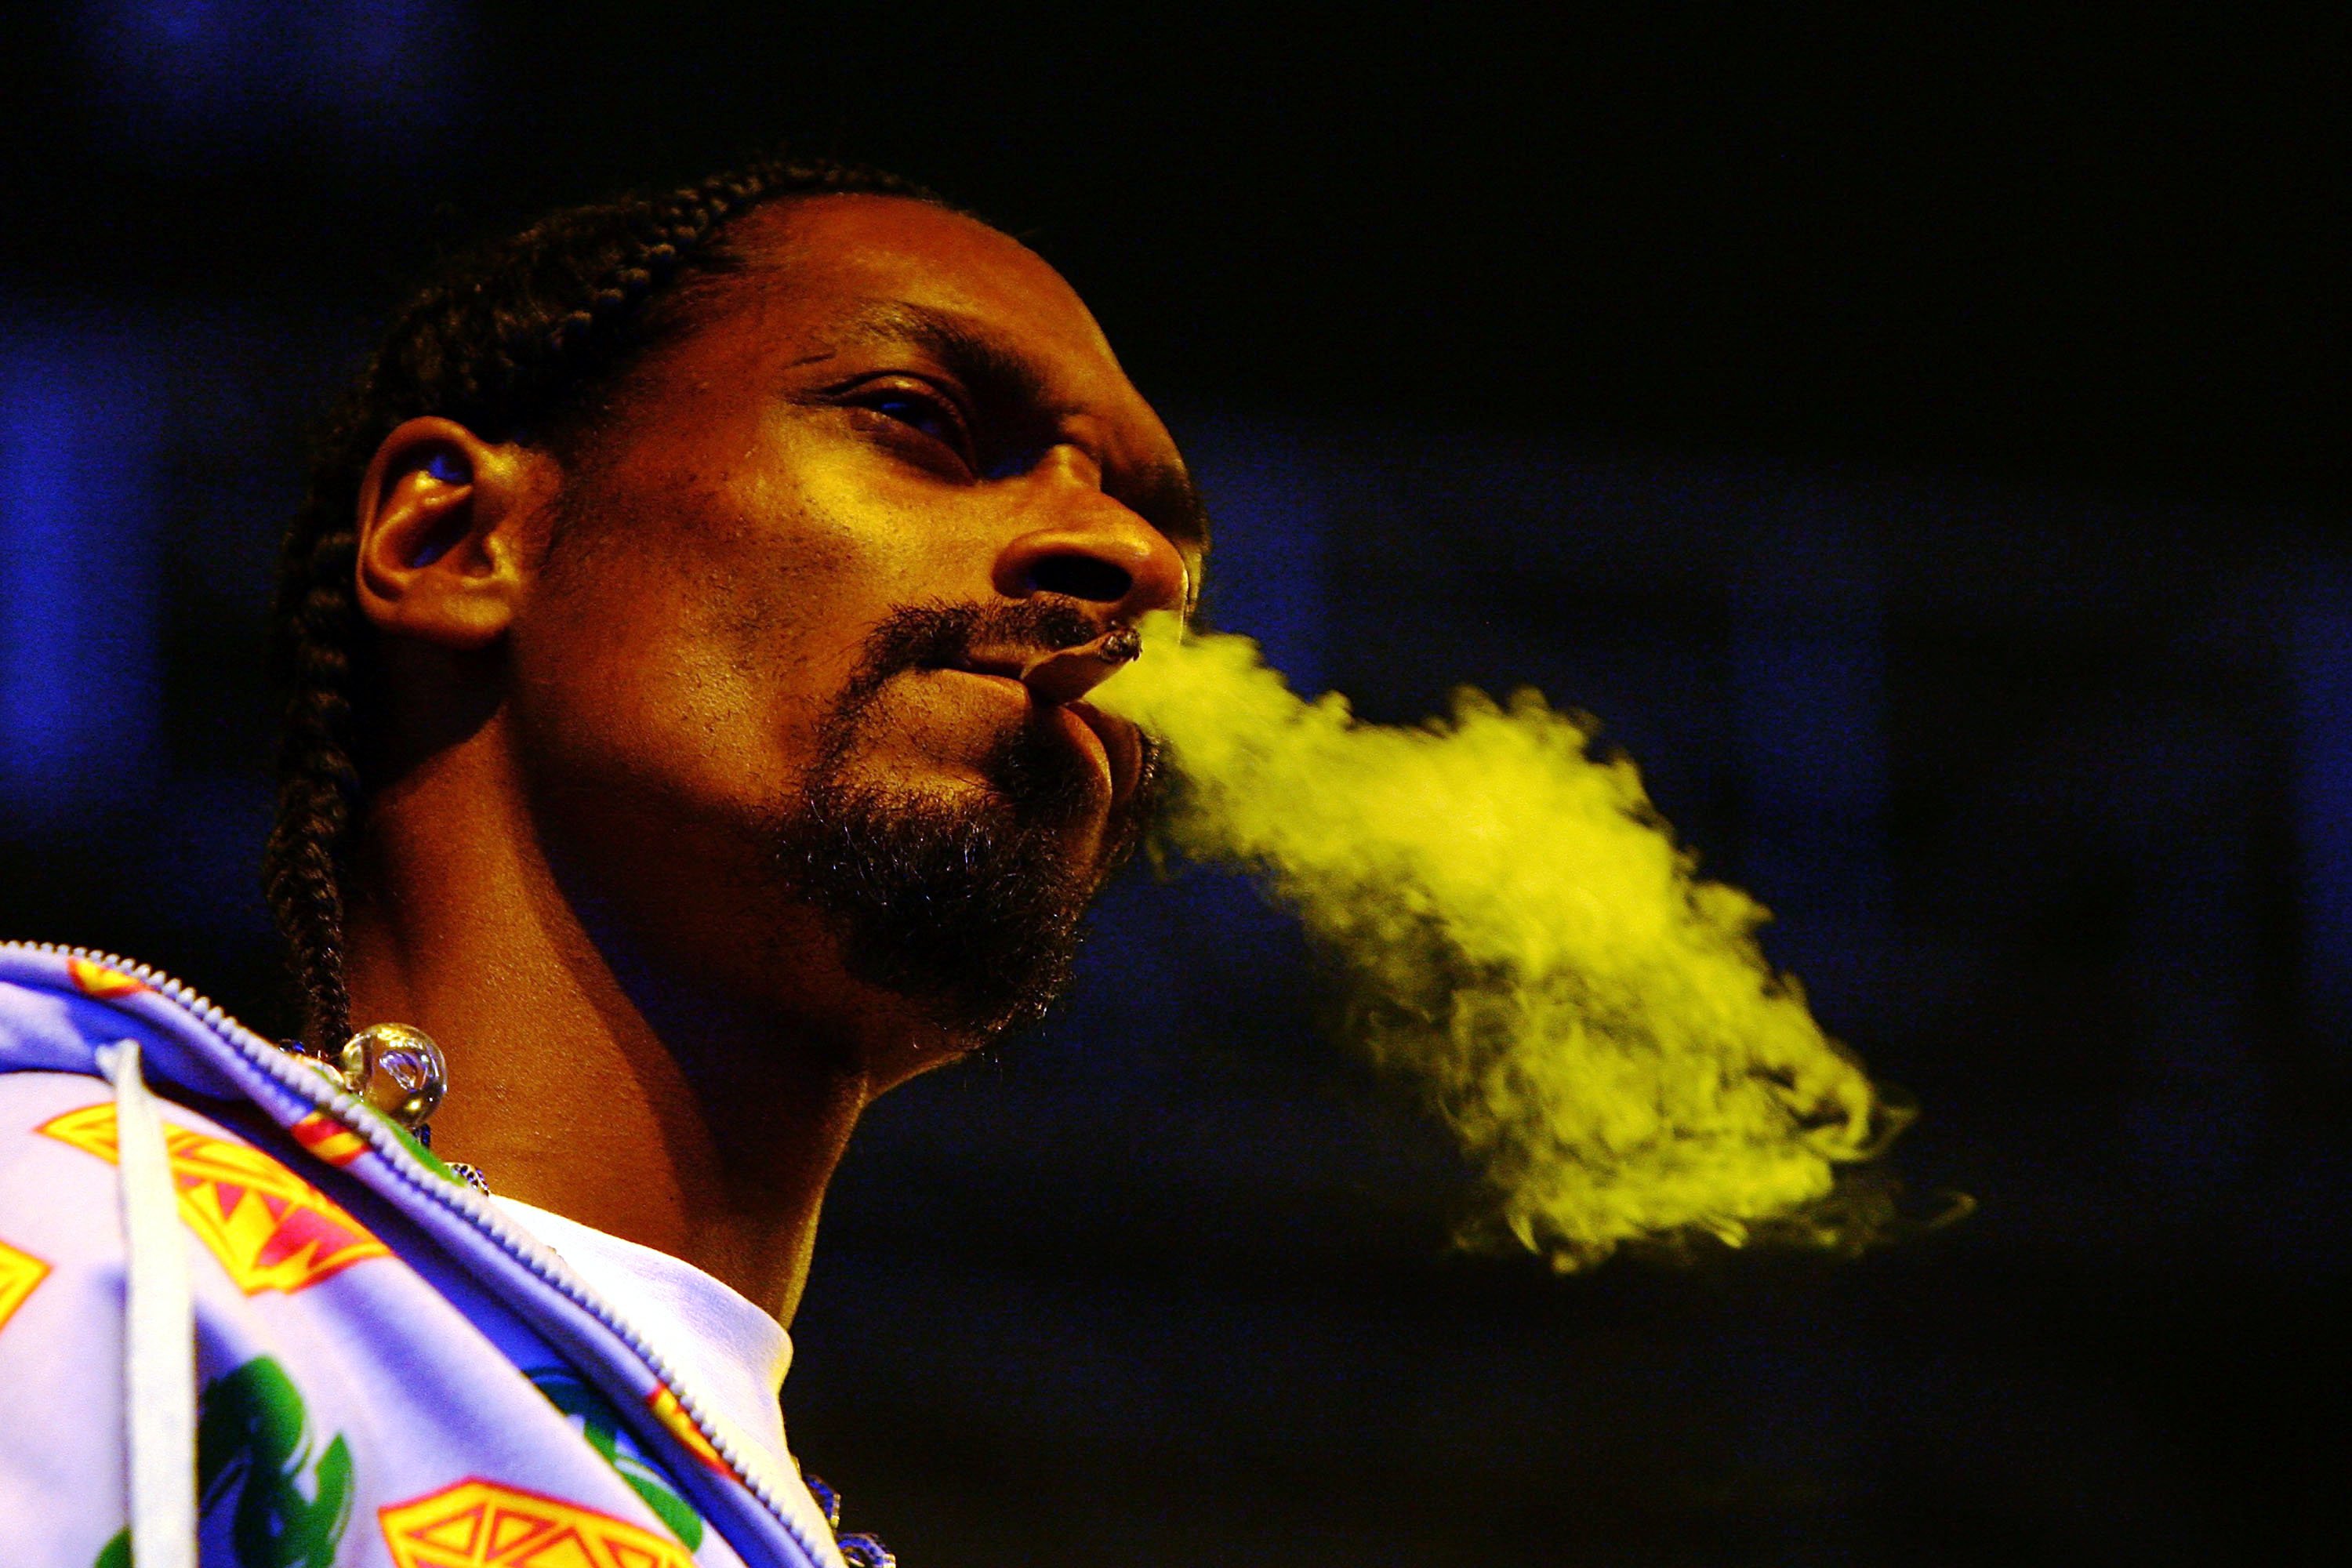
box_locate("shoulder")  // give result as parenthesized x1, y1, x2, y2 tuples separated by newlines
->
(0, 1066, 158, 1218)
(0, 1066, 405, 1305)
(0, 1073, 97, 1320)
(0, 1070, 744, 1568)
(0, 1073, 202, 1567)
(0, 1068, 307, 1300)
(0, 1065, 410, 1333)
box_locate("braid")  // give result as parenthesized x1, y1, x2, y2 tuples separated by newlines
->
(264, 154, 947, 1049)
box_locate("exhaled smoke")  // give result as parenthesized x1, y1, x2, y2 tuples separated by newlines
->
(1095, 611, 1914, 1271)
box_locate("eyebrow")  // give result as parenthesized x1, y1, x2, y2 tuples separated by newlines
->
(829, 301, 1054, 411)
(817, 301, 1212, 557)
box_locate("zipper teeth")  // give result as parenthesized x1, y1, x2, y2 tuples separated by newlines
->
(0, 939, 815, 1551)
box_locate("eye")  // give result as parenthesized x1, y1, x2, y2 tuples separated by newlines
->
(844, 379, 975, 468)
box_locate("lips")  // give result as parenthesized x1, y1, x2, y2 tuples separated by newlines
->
(930, 661, 1145, 806)
(1063, 696, 1143, 804)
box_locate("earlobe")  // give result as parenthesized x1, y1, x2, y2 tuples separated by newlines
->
(355, 417, 546, 651)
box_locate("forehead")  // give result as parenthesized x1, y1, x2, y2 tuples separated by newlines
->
(688, 195, 1157, 429)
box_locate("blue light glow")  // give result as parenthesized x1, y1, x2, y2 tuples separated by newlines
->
(0, 325, 164, 820)
(79, 0, 470, 140)
(1728, 520, 1893, 941)
(2292, 590, 2352, 1023)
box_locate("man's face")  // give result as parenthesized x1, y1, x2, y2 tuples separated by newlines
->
(502, 195, 1200, 1074)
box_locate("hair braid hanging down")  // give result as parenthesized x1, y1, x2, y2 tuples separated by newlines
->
(264, 154, 946, 1051)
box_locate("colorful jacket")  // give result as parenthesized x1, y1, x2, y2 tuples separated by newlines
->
(0, 942, 870, 1568)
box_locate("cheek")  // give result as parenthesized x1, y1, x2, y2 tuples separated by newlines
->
(508, 596, 788, 826)
(506, 473, 927, 817)
(506, 554, 833, 826)
(506, 420, 1014, 829)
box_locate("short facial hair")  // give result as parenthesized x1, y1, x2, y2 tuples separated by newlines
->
(769, 601, 1160, 1038)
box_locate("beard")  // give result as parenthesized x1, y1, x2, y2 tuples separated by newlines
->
(769, 601, 1160, 1039)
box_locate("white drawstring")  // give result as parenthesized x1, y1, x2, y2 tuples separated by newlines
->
(97, 1038, 198, 1568)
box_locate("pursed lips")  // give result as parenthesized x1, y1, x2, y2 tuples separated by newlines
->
(931, 648, 1142, 804)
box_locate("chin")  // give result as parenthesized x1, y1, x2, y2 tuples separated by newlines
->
(769, 786, 1094, 1046)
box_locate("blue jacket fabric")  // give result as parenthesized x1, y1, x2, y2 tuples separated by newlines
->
(0, 942, 852, 1568)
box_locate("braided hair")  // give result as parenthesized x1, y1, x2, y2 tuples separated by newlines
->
(265, 154, 947, 1051)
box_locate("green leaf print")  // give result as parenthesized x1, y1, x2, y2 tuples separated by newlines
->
(194, 1356, 354, 1568)
(96, 1358, 356, 1568)
(524, 1366, 706, 1549)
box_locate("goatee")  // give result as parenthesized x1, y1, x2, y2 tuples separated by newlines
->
(771, 601, 1159, 1038)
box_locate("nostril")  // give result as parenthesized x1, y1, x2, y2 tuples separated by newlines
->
(1028, 554, 1134, 604)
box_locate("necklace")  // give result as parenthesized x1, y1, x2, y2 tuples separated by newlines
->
(282, 1022, 485, 1190)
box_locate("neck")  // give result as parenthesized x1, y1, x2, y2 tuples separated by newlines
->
(343, 716, 873, 1324)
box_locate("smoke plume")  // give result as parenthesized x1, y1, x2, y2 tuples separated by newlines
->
(1094, 610, 1910, 1270)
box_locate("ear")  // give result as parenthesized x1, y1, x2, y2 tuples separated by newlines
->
(354, 417, 555, 650)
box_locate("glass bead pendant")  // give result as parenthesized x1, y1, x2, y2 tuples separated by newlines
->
(331, 1022, 448, 1131)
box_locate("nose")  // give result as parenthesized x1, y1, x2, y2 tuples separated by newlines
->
(991, 448, 1191, 623)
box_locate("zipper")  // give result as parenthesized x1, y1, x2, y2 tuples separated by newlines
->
(0, 939, 821, 1562)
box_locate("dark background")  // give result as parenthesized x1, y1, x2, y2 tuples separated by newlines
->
(5, 5, 2347, 1563)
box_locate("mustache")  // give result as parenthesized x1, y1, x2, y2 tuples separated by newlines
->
(821, 600, 1167, 835)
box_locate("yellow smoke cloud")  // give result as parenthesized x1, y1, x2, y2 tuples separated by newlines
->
(1096, 609, 1911, 1270)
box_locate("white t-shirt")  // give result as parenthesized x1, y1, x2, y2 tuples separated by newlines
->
(491, 1196, 796, 1491)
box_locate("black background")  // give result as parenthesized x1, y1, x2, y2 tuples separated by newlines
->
(3, 5, 2347, 1563)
